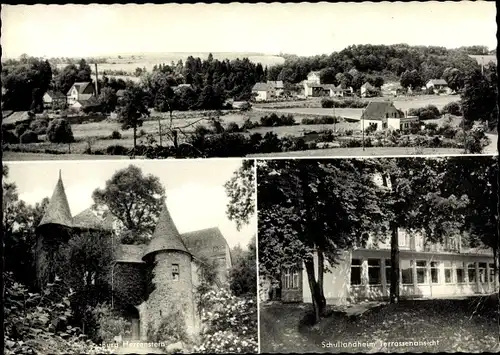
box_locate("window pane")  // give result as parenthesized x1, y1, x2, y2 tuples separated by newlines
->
(416, 261, 427, 267)
(445, 269, 452, 283)
(431, 267, 439, 283)
(457, 268, 465, 283)
(468, 263, 476, 283)
(368, 259, 380, 266)
(490, 265, 495, 283)
(401, 260, 413, 284)
(352, 259, 361, 266)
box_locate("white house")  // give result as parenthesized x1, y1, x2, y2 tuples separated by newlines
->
(66, 82, 96, 108)
(43, 91, 67, 109)
(360, 82, 375, 98)
(360, 101, 415, 131)
(426, 79, 452, 95)
(307, 71, 321, 84)
(252, 82, 272, 101)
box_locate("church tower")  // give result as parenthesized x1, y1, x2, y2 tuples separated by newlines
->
(142, 201, 197, 337)
(35, 170, 73, 286)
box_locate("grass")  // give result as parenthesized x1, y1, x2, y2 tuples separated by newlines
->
(260, 297, 499, 353)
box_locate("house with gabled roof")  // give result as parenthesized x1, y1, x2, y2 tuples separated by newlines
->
(35, 172, 233, 342)
(426, 79, 452, 95)
(66, 82, 96, 108)
(360, 101, 419, 131)
(43, 90, 67, 109)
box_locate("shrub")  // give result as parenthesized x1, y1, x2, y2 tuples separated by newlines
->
(438, 124, 458, 139)
(441, 101, 462, 116)
(345, 129, 354, 136)
(30, 118, 49, 135)
(409, 105, 440, 120)
(226, 122, 241, 133)
(193, 289, 258, 354)
(110, 130, 122, 139)
(321, 98, 334, 108)
(259, 113, 295, 127)
(92, 304, 131, 344)
(19, 130, 38, 143)
(47, 119, 74, 143)
(138, 129, 146, 137)
(106, 145, 129, 156)
(148, 307, 188, 345)
(14, 123, 29, 138)
(2, 127, 19, 144)
(241, 118, 259, 130)
(364, 124, 377, 135)
(425, 122, 439, 131)
(301, 116, 339, 125)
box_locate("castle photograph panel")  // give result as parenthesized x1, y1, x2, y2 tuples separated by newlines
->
(257, 156, 499, 353)
(1, 1, 497, 161)
(3, 159, 257, 354)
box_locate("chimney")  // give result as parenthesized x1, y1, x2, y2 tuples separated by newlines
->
(94, 63, 99, 96)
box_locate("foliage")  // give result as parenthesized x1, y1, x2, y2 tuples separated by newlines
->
(441, 101, 462, 116)
(229, 236, 257, 297)
(91, 303, 131, 344)
(15, 123, 30, 138)
(4, 272, 113, 355)
(116, 86, 150, 152)
(301, 116, 340, 125)
(98, 87, 118, 113)
(148, 308, 189, 345)
(47, 118, 74, 143)
(30, 118, 49, 135)
(194, 288, 258, 354)
(364, 123, 377, 135)
(259, 113, 296, 127)
(110, 130, 122, 139)
(92, 164, 166, 242)
(321, 97, 368, 108)
(2, 127, 19, 144)
(408, 105, 441, 120)
(224, 160, 255, 231)
(19, 130, 38, 143)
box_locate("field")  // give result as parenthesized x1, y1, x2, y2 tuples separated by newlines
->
(55, 52, 285, 74)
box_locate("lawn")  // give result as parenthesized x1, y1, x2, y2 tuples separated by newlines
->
(260, 297, 499, 353)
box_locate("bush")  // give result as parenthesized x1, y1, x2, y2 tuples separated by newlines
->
(441, 101, 462, 116)
(241, 118, 259, 131)
(225, 122, 241, 133)
(19, 130, 38, 143)
(259, 113, 295, 127)
(321, 98, 367, 109)
(301, 116, 339, 125)
(2, 127, 19, 144)
(92, 304, 130, 344)
(14, 123, 29, 138)
(409, 105, 440, 120)
(148, 308, 188, 345)
(438, 124, 458, 139)
(30, 118, 49, 135)
(365, 124, 377, 135)
(106, 145, 129, 155)
(110, 130, 122, 139)
(193, 289, 258, 354)
(47, 119, 74, 143)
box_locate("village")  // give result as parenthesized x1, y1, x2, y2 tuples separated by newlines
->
(2, 49, 497, 159)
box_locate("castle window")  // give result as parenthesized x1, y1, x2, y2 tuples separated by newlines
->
(172, 264, 179, 281)
(282, 267, 299, 289)
(416, 261, 427, 284)
(444, 261, 453, 283)
(478, 263, 487, 283)
(456, 262, 465, 283)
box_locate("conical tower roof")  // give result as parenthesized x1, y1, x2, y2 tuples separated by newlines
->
(38, 170, 73, 229)
(143, 201, 190, 260)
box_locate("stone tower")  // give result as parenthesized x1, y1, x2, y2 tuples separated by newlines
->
(36, 170, 73, 286)
(142, 201, 197, 337)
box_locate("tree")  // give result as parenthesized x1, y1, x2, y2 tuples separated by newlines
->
(46, 119, 74, 143)
(229, 236, 257, 297)
(116, 87, 150, 156)
(92, 165, 166, 244)
(400, 69, 424, 89)
(97, 87, 118, 113)
(224, 160, 255, 231)
(258, 159, 384, 322)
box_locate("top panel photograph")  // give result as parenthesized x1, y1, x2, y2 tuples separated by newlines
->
(1, 2, 497, 161)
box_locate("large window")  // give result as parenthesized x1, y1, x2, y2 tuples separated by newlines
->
(351, 259, 362, 285)
(283, 267, 300, 289)
(401, 260, 413, 285)
(368, 259, 381, 285)
(385, 259, 392, 287)
(444, 261, 453, 284)
(478, 263, 487, 283)
(456, 262, 465, 283)
(431, 261, 439, 284)
(489, 264, 495, 283)
(468, 263, 476, 283)
(172, 264, 180, 281)
(416, 261, 427, 284)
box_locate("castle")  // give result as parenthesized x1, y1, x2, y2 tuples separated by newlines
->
(36, 172, 232, 340)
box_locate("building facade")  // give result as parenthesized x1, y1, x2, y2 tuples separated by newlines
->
(360, 101, 419, 131)
(36, 172, 232, 341)
(280, 230, 496, 305)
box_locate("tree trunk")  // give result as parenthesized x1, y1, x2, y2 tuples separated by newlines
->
(132, 126, 137, 159)
(304, 260, 321, 324)
(390, 222, 400, 304)
(317, 248, 327, 314)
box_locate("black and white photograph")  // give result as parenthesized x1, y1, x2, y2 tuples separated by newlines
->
(257, 156, 499, 353)
(3, 159, 257, 354)
(1, 2, 497, 160)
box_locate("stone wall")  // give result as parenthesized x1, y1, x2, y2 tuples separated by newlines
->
(147, 251, 197, 338)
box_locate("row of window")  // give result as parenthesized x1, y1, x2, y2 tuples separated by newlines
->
(351, 259, 495, 286)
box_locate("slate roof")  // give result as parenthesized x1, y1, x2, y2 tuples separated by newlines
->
(308, 71, 321, 76)
(44, 91, 66, 99)
(181, 227, 230, 260)
(252, 82, 272, 92)
(361, 101, 400, 121)
(142, 202, 190, 259)
(427, 79, 448, 86)
(38, 171, 73, 229)
(117, 244, 146, 263)
(73, 208, 111, 231)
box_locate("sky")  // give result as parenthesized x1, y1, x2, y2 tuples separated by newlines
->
(4, 159, 256, 250)
(1, 2, 496, 58)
